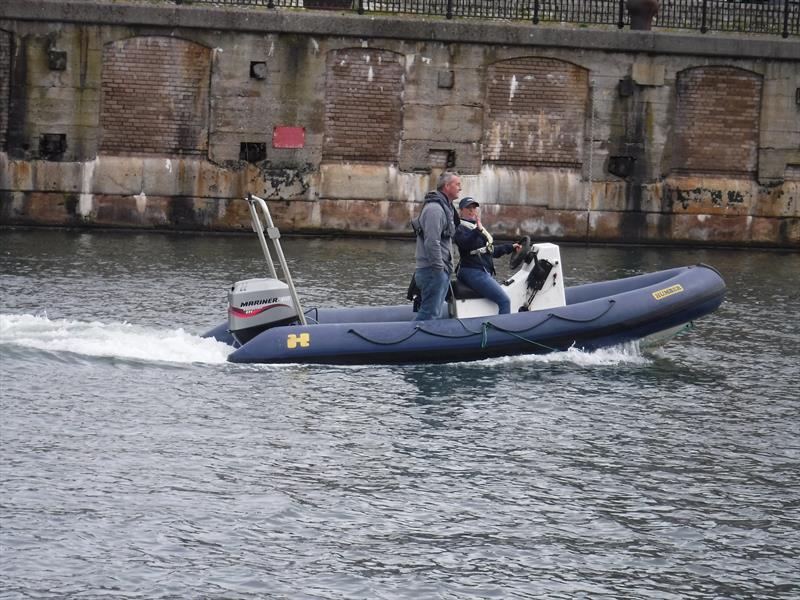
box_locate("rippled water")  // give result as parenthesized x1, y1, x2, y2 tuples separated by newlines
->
(1, 230, 798, 599)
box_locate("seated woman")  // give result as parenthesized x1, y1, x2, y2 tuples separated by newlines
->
(453, 198, 520, 315)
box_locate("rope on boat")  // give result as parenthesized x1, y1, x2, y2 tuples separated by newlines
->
(415, 319, 488, 339)
(346, 326, 422, 345)
(303, 307, 320, 325)
(346, 300, 616, 350)
(346, 319, 482, 345)
(479, 322, 558, 352)
(547, 299, 616, 322)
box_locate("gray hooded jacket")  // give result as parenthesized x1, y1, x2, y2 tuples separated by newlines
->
(413, 190, 458, 274)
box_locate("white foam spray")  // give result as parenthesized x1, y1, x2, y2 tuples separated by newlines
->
(479, 341, 650, 367)
(0, 314, 231, 365)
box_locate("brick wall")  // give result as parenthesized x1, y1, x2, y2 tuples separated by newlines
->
(100, 36, 211, 156)
(671, 66, 762, 176)
(0, 30, 11, 150)
(483, 57, 589, 168)
(322, 48, 404, 163)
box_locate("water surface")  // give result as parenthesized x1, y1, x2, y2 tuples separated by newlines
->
(1, 231, 798, 599)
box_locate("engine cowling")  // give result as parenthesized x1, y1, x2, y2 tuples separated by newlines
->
(228, 278, 298, 344)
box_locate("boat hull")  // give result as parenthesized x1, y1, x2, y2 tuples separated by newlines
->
(205, 264, 725, 365)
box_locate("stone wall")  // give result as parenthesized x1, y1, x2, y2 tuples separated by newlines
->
(484, 57, 589, 168)
(671, 67, 762, 176)
(100, 36, 212, 156)
(323, 48, 405, 163)
(0, 29, 10, 151)
(0, 0, 798, 247)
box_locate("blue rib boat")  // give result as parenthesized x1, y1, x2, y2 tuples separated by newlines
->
(202, 195, 726, 365)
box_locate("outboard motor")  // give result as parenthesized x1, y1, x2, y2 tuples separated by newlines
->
(221, 193, 308, 346)
(228, 277, 299, 345)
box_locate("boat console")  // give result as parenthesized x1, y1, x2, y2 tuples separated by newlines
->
(450, 243, 566, 318)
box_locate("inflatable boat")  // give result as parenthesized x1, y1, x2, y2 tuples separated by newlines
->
(203, 195, 726, 365)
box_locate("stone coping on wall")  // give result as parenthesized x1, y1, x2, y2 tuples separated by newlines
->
(1, 0, 798, 61)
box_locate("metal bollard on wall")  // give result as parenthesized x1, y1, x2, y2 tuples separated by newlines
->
(626, 0, 659, 31)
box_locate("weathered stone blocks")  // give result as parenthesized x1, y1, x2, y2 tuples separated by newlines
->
(0, 3, 798, 247)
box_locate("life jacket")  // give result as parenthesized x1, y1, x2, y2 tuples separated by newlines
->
(410, 191, 459, 239)
(459, 219, 494, 254)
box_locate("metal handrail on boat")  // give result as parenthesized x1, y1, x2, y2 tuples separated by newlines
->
(246, 193, 307, 326)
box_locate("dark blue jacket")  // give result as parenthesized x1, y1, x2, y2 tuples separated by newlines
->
(454, 219, 514, 276)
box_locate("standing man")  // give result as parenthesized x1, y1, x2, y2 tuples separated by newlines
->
(411, 171, 461, 320)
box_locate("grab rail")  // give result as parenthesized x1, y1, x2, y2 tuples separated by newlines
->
(246, 193, 307, 326)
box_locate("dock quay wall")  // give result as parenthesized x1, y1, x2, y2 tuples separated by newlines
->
(0, 0, 798, 247)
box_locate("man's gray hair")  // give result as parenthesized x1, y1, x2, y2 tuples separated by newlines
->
(436, 171, 459, 191)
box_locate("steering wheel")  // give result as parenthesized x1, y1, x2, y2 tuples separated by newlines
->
(509, 235, 531, 270)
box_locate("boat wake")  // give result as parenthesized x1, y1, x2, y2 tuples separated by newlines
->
(0, 313, 232, 365)
(0, 313, 650, 369)
(480, 342, 651, 367)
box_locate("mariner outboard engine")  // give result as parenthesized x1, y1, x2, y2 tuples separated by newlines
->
(228, 277, 299, 345)
(226, 193, 308, 345)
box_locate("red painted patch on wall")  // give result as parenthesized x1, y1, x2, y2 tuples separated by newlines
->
(273, 127, 305, 148)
